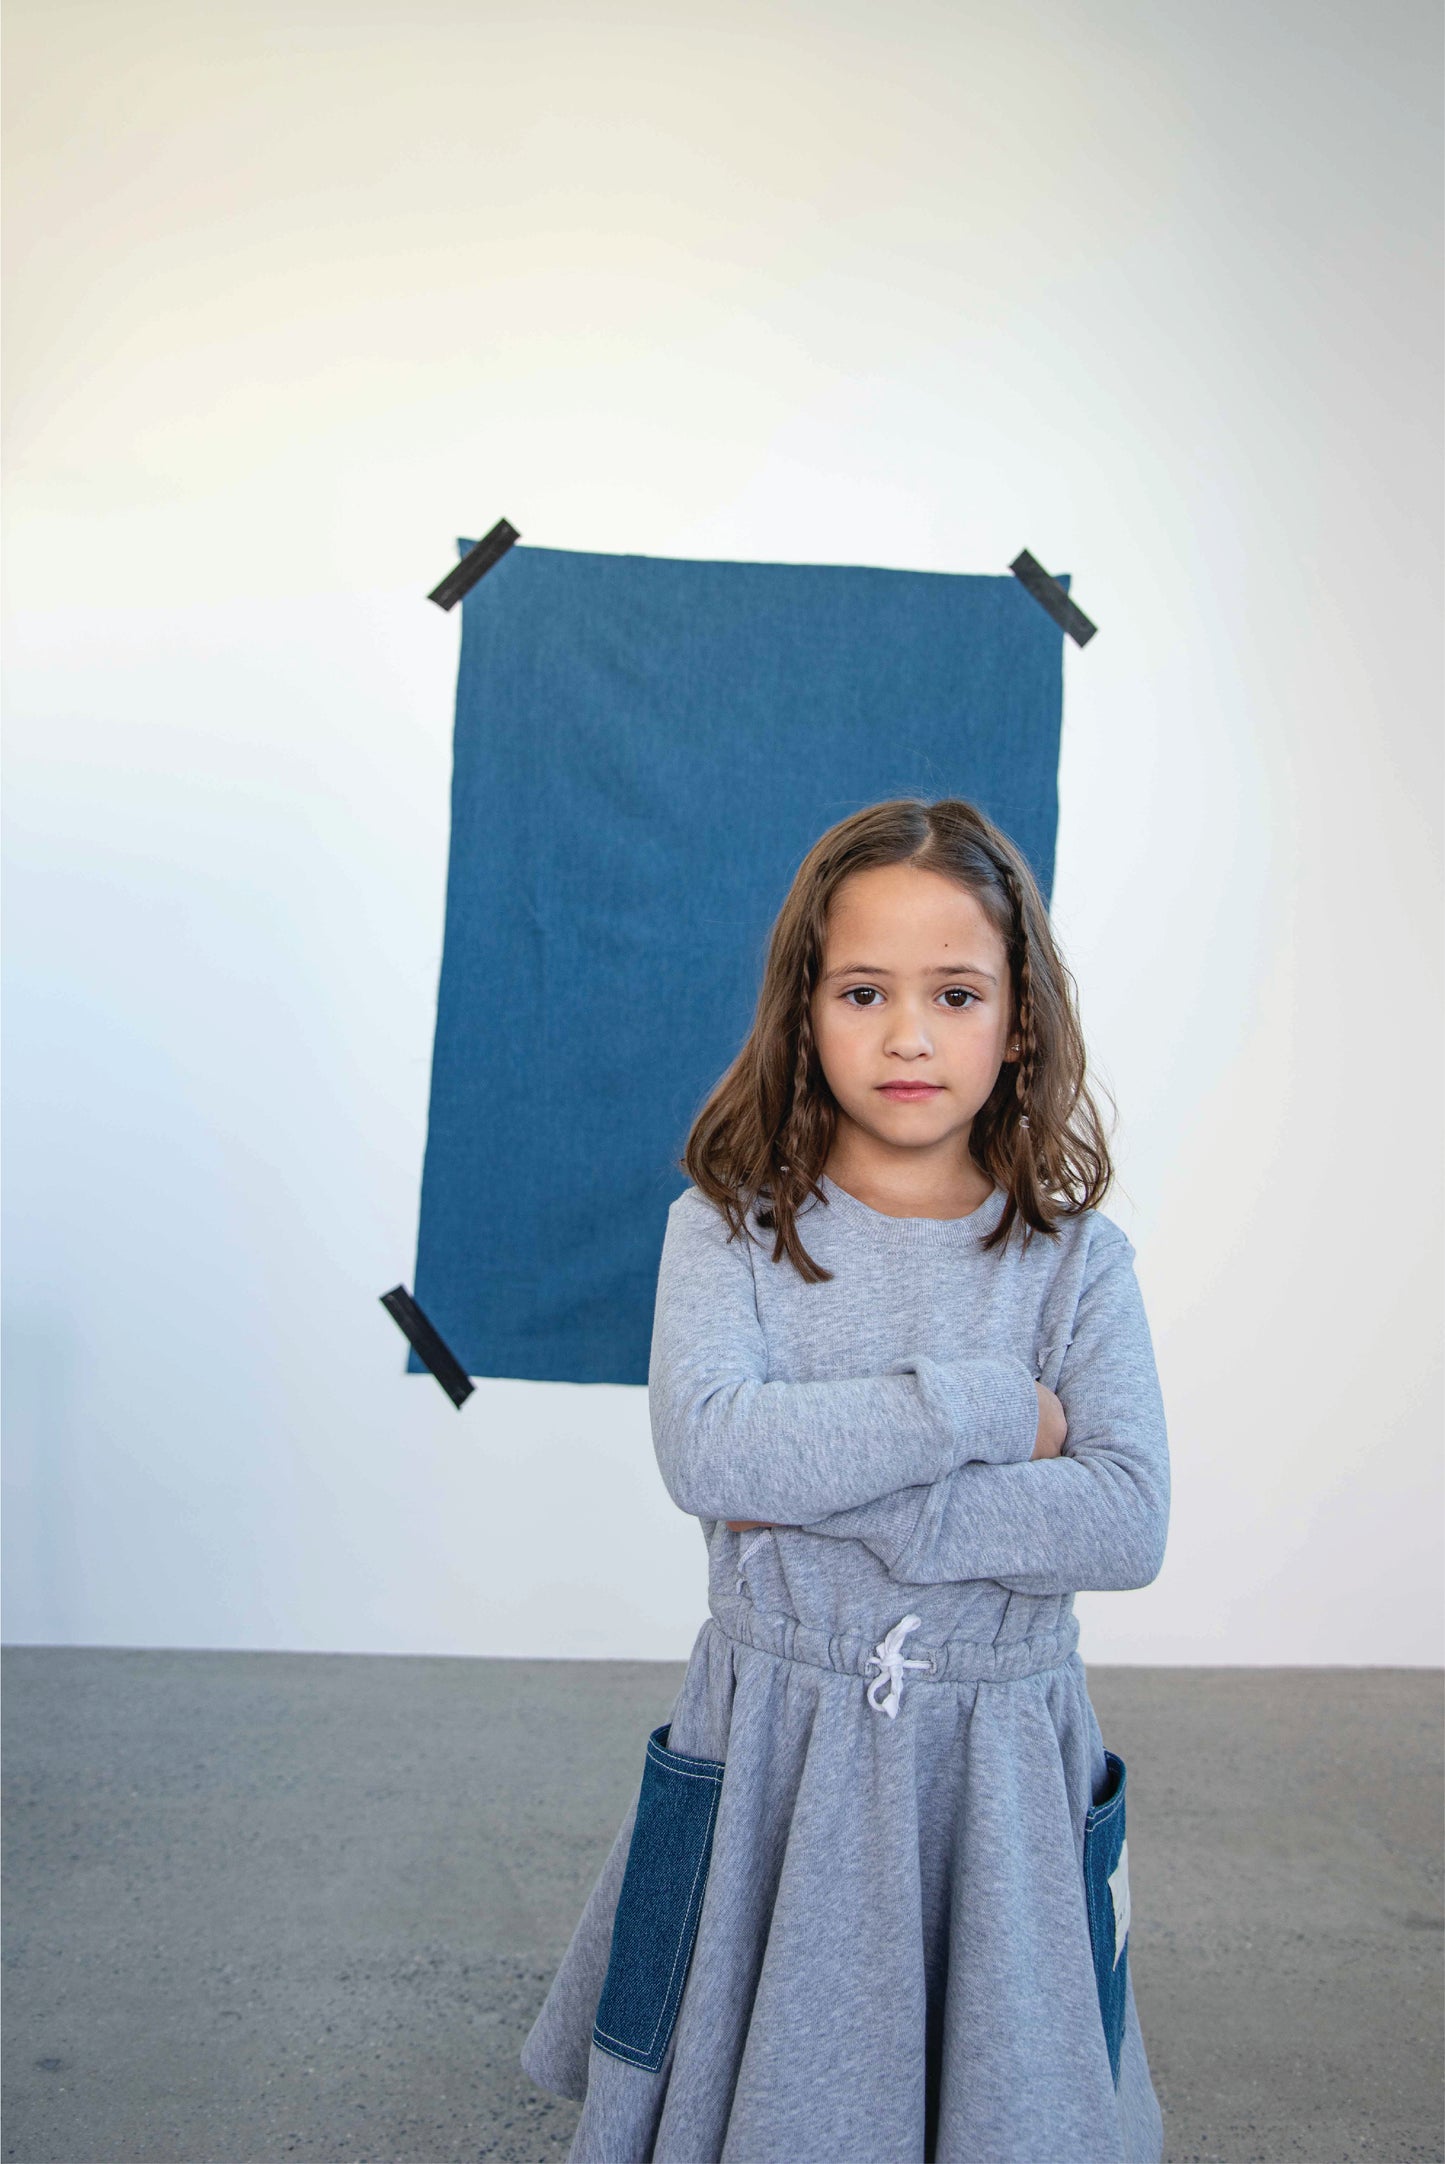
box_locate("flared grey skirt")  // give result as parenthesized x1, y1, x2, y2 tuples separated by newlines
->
(520, 1588, 1164, 2164)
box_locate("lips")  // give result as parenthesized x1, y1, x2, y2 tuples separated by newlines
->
(878, 1083, 942, 1097)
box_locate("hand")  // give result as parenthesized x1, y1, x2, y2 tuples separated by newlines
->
(1031, 1382, 1068, 1459)
(727, 1519, 775, 1531)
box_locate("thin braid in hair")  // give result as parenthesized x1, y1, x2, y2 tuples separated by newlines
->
(783, 991, 815, 1165)
(999, 861, 1037, 1121)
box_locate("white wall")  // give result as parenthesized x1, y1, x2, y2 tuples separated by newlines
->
(4, 0, 1440, 1664)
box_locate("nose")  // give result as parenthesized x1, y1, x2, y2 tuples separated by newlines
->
(877, 992, 939, 1048)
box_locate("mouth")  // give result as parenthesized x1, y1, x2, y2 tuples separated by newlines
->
(877, 1083, 944, 1099)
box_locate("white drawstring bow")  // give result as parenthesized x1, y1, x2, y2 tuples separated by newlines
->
(864, 1614, 932, 1719)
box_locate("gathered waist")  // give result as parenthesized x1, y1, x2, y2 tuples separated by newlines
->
(709, 1586, 1080, 1713)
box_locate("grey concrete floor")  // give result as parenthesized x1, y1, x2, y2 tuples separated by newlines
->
(2, 1648, 1440, 2164)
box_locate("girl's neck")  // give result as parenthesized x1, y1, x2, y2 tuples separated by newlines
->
(819, 1146, 995, 1221)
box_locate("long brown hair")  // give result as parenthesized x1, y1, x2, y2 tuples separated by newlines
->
(680, 798, 1116, 1281)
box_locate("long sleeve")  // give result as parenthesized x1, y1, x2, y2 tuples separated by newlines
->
(798, 1223, 1170, 1593)
(648, 1188, 1039, 1525)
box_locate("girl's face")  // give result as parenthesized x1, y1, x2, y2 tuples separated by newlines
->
(810, 863, 1018, 1170)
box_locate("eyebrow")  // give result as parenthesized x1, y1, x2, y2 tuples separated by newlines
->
(824, 962, 998, 985)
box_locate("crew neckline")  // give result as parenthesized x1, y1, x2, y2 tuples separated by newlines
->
(813, 1170, 1008, 1248)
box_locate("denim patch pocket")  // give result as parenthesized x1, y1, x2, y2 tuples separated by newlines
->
(591, 1722, 725, 2073)
(1082, 1748, 1131, 2087)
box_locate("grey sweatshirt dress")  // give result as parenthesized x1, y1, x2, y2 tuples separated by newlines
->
(520, 1172, 1171, 2164)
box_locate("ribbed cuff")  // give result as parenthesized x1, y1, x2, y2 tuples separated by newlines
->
(912, 1353, 1039, 1467)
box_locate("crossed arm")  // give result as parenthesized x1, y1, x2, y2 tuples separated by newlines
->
(648, 1187, 1170, 1594)
(648, 1188, 1040, 1523)
(790, 1231, 1169, 1591)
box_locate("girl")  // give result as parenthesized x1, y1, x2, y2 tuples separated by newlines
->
(521, 797, 1169, 2163)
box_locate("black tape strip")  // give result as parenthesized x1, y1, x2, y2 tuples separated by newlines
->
(1010, 549, 1097, 647)
(428, 518, 521, 610)
(380, 1285, 474, 1408)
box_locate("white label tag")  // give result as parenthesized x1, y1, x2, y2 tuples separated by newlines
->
(1108, 1838, 1131, 1967)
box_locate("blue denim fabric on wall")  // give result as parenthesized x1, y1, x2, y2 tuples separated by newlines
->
(410, 542, 1068, 1384)
(1083, 1748, 1130, 2085)
(592, 1724, 725, 2072)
